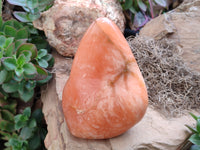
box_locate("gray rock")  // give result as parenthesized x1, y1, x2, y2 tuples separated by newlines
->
(33, 0, 125, 57)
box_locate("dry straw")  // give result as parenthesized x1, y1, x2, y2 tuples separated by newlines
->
(128, 36, 200, 117)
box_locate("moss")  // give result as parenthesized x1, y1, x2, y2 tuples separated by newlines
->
(128, 36, 200, 117)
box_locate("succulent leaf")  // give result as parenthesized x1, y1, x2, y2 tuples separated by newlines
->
(0, 17, 3, 30)
(15, 67, 24, 77)
(14, 115, 28, 130)
(123, 0, 133, 10)
(0, 120, 15, 132)
(17, 43, 37, 59)
(36, 71, 52, 85)
(137, 0, 147, 12)
(13, 11, 31, 23)
(15, 27, 28, 40)
(35, 65, 48, 80)
(17, 54, 26, 67)
(26, 0, 39, 10)
(28, 118, 37, 128)
(4, 37, 14, 48)
(20, 126, 35, 140)
(28, 133, 41, 149)
(189, 134, 200, 146)
(15, 39, 27, 51)
(5, 43, 15, 57)
(0, 69, 8, 84)
(37, 59, 48, 68)
(21, 50, 32, 62)
(3, 57, 17, 71)
(43, 53, 52, 61)
(2, 20, 14, 31)
(7, 0, 27, 7)
(2, 80, 19, 93)
(4, 26, 17, 37)
(1, 109, 14, 122)
(19, 88, 34, 102)
(23, 107, 31, 118)
(37, 49, 47, 59)
(0, 35, 6, 47)
(23, 63, 37, 75)
(25, 80, 36, 90)
(13, 20, 24, 30)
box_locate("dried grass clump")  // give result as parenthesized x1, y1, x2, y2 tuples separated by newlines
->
(128, 36, 200, 117)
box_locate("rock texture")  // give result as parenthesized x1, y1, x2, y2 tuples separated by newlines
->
(33, 0, 125, 57)
(41, 51, 112, 150)
(40, 0, 200, 149)
(62, 17, 148, 139)
(140, 0, 200, 73)
(41, 51, 198, 150)
(110, 107, 196, 150)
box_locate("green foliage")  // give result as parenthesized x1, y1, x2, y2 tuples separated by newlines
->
(0, 0, 2, 16)
(35, 49, 53, 68)
(186, 113, 200, 149)
(7, 0, 54, 22)
(0, 2, 51, 150)
(0, 97, 17, 135)
(119, 0, 180, 29)
(0, 17, 53, 102)
(1, 107, 47, 150)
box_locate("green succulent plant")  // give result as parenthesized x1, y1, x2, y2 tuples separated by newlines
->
(0, 17, 53, 102)
(186, 113, 200, 150)
(1, 107, 47, 150)
(0, 97, 17, 136)
(7, 0, 54, 22)
(0, 1, 52, 149)
(0, 97, 18, 150)
(35, 49, 53, 68)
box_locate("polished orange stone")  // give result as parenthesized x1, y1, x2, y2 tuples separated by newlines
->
(62, 17, 148, 139)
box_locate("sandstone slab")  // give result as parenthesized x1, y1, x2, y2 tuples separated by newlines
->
(110, 107, 196, 150)
(140, 0, 200, 73)
(41, 51, 112, 150)
(41, 51, 198, 150)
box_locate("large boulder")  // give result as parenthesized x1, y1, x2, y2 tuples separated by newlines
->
(33, 0, 125, 57)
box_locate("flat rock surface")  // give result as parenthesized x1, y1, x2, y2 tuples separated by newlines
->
(140, 0, 200, 73)
(41, 51, 197, 150)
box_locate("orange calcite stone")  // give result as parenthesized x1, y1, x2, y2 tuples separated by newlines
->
(62, 17, 148, 139)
